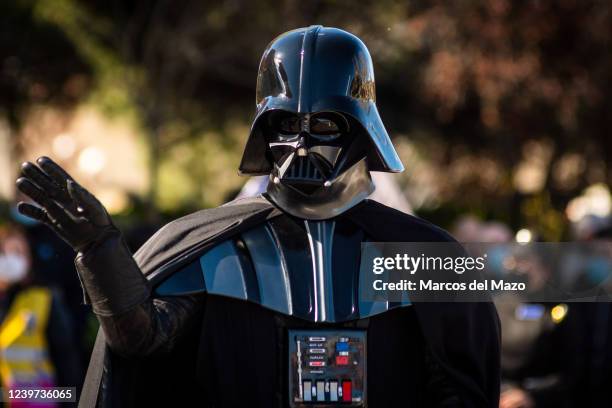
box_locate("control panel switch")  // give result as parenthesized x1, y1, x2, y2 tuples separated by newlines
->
(342, 380, 352, 402)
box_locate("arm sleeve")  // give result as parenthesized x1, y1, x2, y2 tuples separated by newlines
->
(96, 294, 204, 357)
(74, 230, 204, 358)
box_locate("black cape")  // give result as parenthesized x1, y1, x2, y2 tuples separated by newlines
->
(78, 196, 500, 407)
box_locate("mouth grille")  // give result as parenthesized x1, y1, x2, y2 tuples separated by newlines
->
(284, 157, 323, 181)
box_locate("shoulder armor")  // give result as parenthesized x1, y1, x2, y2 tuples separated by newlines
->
(154, 216, 411, 322)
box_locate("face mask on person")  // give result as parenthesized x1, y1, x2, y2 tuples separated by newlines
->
(0, 254, 28, 284)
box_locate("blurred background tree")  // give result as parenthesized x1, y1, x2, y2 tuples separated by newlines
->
(1, 0, 610, 240)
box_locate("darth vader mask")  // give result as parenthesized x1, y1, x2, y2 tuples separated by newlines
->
(263, 110, 373, 219)
(239, 26, 404, 220)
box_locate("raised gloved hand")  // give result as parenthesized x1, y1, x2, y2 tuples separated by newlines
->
(15, 156, 150, 316)
(16, 156, 115, 253)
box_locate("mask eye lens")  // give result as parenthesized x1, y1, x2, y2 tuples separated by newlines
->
(311, 118, 339, 134)
(309, 113, 348, 141)
(278, 116, 301, 134)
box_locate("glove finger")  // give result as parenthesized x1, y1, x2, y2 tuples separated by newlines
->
(16, 177, 51, 208)
(67, 180, 109, 226)
(16, 202, 48, 223)
(16, 178, 76, 228)
(20, 161, 73, 207)
(17, 202, 73, 246)
(36, 156, 75, 189)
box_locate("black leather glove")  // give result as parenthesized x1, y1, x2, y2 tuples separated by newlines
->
(16, 157, 200, 359)
(16, 156, 114, 252)
(16, 156, 150, 316)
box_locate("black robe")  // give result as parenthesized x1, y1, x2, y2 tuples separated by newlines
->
(78, 197, 500, 407)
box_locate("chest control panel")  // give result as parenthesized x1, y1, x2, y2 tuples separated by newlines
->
(288, 329, 366, 407)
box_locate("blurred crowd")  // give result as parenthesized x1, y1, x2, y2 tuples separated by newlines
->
(452, 214, 612, 408)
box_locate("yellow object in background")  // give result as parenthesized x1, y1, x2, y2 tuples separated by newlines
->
(0, 287, 56, 406)
(551, 303, 569, 324)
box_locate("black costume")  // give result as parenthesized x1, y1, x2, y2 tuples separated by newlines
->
(16, 26, 500, 407)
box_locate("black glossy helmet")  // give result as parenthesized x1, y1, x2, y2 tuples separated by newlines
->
(239, 26, 404, 219)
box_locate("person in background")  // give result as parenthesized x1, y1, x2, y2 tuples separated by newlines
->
(563, 217, 612, 407)
(453, 216, 569, 408)
(0, 223, 80, 407)
(496, 247, 569, 408)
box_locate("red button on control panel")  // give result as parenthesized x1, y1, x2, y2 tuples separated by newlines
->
(342, 380, 352, 402)
(335, 355, 349, 365)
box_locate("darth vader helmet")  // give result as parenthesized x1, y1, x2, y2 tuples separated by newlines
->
(239, 25, 404, 220)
